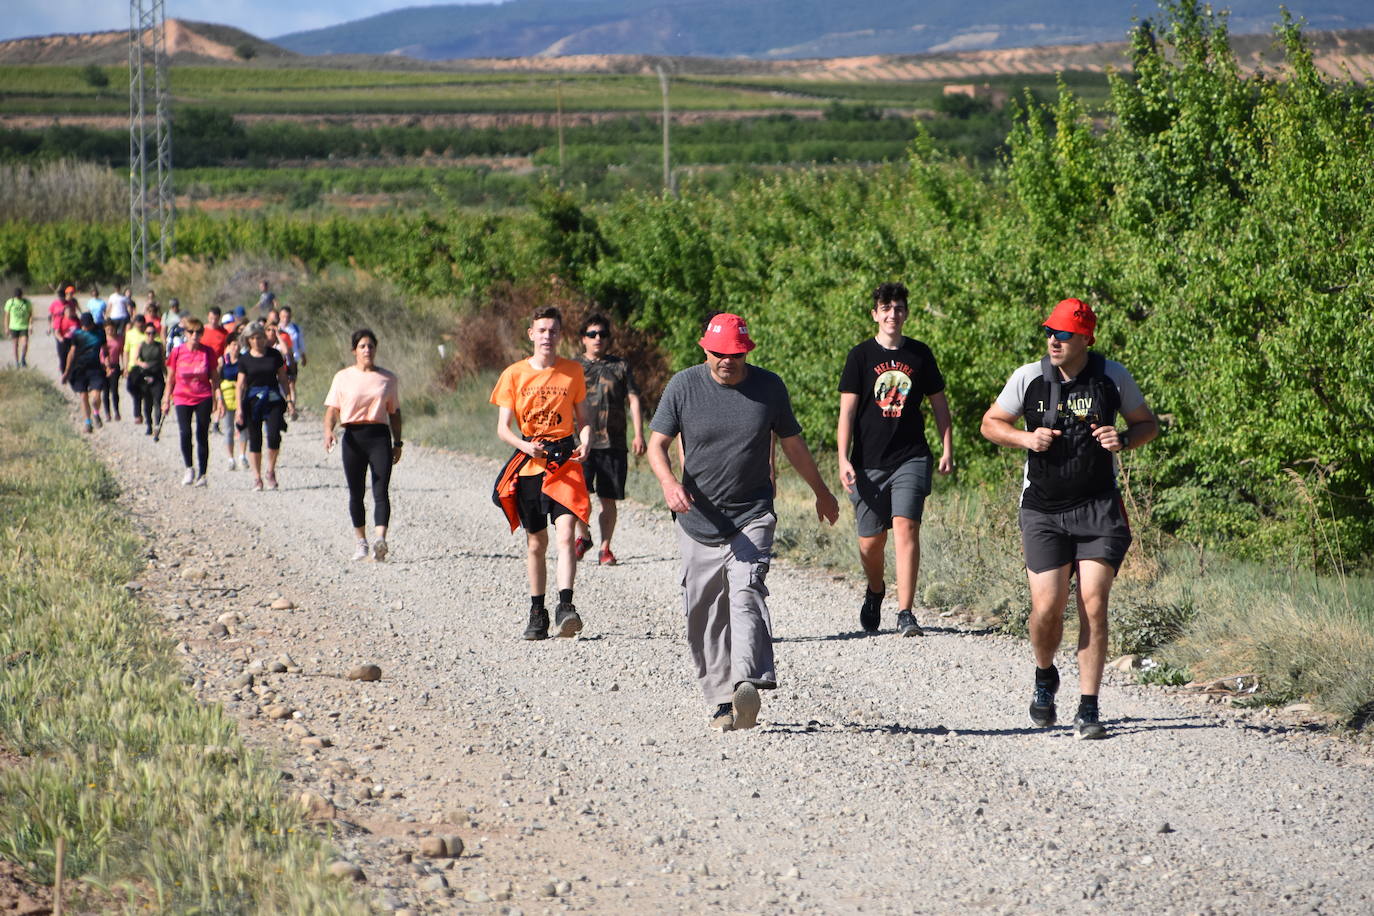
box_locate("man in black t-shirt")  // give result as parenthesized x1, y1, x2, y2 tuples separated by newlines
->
(837, 283, 953, 637)
(980, 298, 1158, 740)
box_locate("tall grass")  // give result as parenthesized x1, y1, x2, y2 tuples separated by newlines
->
(0, 160, 124, 224)
(0, 370, 364, 912)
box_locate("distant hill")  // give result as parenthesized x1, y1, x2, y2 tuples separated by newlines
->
(272, 0, 1374, 60)
(1, 16, 1370, 89)
(0, 20, 294, 66)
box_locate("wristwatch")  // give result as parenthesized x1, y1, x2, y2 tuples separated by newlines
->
(1119, 430, 1131, 450)
(393, 440, 404, 448)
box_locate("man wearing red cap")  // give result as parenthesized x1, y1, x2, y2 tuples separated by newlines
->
(980, 298, 1158, 739)
(837, 282, 953, 637)
(648, 312, 839, 732)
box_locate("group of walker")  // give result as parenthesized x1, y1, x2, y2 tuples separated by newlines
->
(485, 286, 1157, 740)
(18, 276, 1160, 740)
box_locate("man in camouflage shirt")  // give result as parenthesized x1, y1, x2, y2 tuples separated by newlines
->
(573, 313, 646, 566)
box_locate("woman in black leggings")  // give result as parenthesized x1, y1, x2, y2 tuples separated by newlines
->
(235, 321, 291, 491)
(323, 328, 403, 562)
(162, 317, 222, 486)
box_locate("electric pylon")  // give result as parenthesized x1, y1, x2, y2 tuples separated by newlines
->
(129, 0, 174, 284)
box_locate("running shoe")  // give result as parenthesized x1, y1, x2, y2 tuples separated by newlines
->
(93, 413, 103, 428)
(1029, 666, 1060, 728)
(523, 607, 550, 641)
(192, 474, 208, 488)
(84, 420, 93, 434)
(710, 703, 734, 731)
(1074, 707, 1108, 740)
(554, 602, 583, 638)
(860, 588, 883, 633)
(574, 536, 593, 560)
(227, 458, 238, 471)
(371, 538, 388, 562)
(599, 545, 618, 566)
(113, 409, 120, 421)
(181, 468, 195, 486)
(238, 455, 250, 470)
(266, 471, 279, 490)
(252, 478, 264, 492)
(896, 609, 924, 637)
(731, 682, 761, 731)
(352, 539, 369, 562)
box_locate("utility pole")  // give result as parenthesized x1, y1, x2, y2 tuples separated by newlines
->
(655, 64, 672, 196)
(555, 79, 565, 188)
(129, 0, 174, 285)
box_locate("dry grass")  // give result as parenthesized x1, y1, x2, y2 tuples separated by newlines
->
(0, 160, 124, 224)
(0, 369, 365, 913)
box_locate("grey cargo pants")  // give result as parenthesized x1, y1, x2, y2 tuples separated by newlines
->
(675, 513, 778, 706)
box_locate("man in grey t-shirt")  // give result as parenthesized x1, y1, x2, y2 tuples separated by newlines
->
(648, 312, 839, 732)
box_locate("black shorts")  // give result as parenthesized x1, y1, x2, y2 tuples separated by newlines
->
(516, 473, 573, 534)
(9, 328, 27, 339)
(583, 448, 628, 500)
(1019, 495, 1132, 574)
(286, 363, 299, 381)
(69, 366, 106, 393)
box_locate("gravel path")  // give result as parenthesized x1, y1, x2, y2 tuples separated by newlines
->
(30, 341, 1374, 915)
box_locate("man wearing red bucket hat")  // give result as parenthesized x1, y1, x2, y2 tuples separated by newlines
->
(980, 298, 1158, 740)
(648, 312, 839, 732)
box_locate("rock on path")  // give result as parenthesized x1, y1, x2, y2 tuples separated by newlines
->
(28, 343, 1374, 914)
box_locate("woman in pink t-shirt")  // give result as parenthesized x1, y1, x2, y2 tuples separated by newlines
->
(101, 323, 125, 421)
(162, 316, 223, 486)
(323, 327, 403, 561)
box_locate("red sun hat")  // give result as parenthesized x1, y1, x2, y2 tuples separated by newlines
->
(1045, 298, 1097, 344)
(698, 313, 756, 354)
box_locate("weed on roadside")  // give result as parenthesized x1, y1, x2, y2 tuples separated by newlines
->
(0, 371, 364, 913)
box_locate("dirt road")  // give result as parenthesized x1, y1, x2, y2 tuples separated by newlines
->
(30, 340, 1374, 914)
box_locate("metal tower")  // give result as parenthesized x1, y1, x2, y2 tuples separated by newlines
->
(129, 0, 174, 284)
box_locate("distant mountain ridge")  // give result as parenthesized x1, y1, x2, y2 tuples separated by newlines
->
(272, 0, 1374, 60)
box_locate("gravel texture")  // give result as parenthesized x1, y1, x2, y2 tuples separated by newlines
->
(31, 342, 1374, 914)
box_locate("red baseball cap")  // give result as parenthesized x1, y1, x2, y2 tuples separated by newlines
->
(1044, 298, 1096, 344)
(699, 313, 756, 354)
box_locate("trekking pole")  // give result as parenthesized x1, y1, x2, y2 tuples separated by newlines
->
(53, 835, 65, 916)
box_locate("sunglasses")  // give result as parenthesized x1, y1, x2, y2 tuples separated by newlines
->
(1042, 327, 1075, 341)
(707, 350, 746, 360)
(583, 330, 610, 339)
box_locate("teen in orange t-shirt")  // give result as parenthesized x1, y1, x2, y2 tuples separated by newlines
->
(491, 306, 591, 642)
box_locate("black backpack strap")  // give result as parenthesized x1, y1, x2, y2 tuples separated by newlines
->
(1039, 355, 1060, 429)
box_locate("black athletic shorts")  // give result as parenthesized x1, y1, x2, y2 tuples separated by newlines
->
(515, 473, 573, 534)
(68, 365, 106, 393)
(583, 448, 628, 500)
(9, 328, 28, 339)
(1019, 494, 1132, 574)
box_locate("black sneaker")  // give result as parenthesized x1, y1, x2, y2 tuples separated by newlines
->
(1074, 707, 1108, 740)
(710, 703, 734, 731)
(1029, 667, 1059, 728)
(554, 601, 583, 638)
(896, 609, 924, 637)
(522, 607, 549, 641)
(859, 588, 883, 633)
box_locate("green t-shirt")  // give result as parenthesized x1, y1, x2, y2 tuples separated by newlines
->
(4, 297, 32, 331)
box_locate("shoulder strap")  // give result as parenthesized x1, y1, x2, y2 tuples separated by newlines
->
(1039, 355, 1060, 429)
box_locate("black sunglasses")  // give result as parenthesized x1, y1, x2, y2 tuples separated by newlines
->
(583, 329, 610, 339)
(707, 350, 746, 360)
(1042, 326, 1075, 341)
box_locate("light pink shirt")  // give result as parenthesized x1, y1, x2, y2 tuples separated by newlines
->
(325, 366, 399, 424)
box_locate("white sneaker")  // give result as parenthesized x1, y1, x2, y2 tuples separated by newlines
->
(192, 474, 208, 488)
(238, 455, 250, 470)
(371, 538, 388, 562)
(181, 468, 195, 486)
(352, 539, 369, 561)
(227, 457, 238, 471)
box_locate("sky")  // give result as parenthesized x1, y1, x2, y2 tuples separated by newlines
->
(0, 1, 493, 43)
